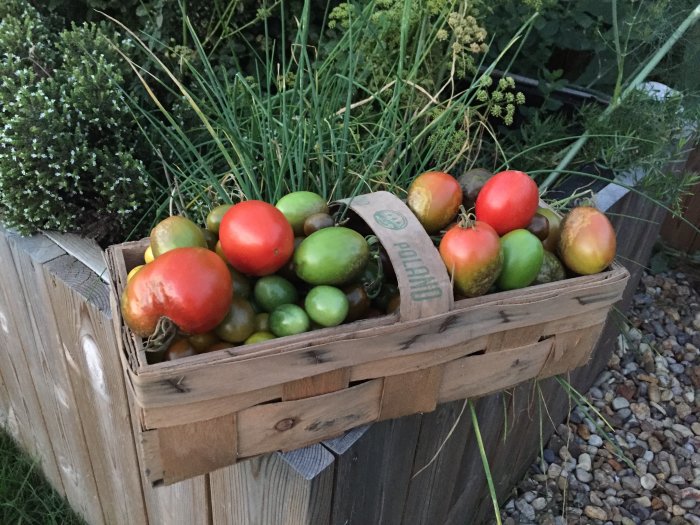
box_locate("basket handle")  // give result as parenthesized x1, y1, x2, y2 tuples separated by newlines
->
(337, 191, 453, 321)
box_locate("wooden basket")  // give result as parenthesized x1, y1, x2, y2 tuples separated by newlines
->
(106, 191, 629, 487)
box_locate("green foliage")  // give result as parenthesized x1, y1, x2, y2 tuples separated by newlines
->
(0, 430, 84, 524)
(327, 0, 489, 91)
(582, 89, 700, 214)
(0, 0, 153, 243)
(119, 0, 529, 224)
(484, 0, 699, 95)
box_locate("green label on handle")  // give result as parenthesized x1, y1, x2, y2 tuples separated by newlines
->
(373, 210, 408, 231)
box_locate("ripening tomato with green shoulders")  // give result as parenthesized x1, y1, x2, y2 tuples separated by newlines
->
(407, 171, 463, 234)
(219, 200, 295, 276)
(475, 170, 539, 235)
(438, 217, 503, 298)
(150, 216, 207, 257)
(121, 247, 233, 337)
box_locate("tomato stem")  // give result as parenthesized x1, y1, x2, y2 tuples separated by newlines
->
(144, 317, 180, 354)
(457, 205, 477, 229)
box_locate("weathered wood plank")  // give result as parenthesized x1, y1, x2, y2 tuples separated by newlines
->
(129, 269, 626, 408)
(0, 231, 65, 496)
(443, 389, 515, 525)
(8, 237, 105, 525)
(151, 476, 210, 525)
(400, 399, 473, 525)
(43, 252, 149, 525)
(379, 367, 443, 421)
(142, 384, 282, 430)
(659, 143, 700, 252)
(237, 379, 383, 458)
(157, 413, 238, 485)
(325, 416, 421, 525)
(282, 368, 351, 401)
(43, 231, 109, 283)
(210, 445, 334, 525)
(122, 358, 209, 524)
(438, 340, 553, 403)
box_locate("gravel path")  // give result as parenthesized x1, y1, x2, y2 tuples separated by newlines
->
(501, 265, 700, 525)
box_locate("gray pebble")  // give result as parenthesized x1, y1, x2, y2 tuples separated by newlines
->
(576, 468, 593, 483)
(589, 435, 604, 447)
(640, 473, 657, 490)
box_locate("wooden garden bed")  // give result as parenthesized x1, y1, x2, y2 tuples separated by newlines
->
(0, 161, 686, 523)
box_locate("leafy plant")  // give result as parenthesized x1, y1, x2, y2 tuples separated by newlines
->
(0, 0, 156, 244)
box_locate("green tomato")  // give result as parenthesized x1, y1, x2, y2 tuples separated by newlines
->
(244, 331, 276, 344)
(269, 304, 310, 337)
(206, 204, 233, 234)
(229, 267, 252, 299)
(304, 286, 349, 327)
(535, 250, 566, 284)
(294, 227, 370, 286)
(497, 229, 544, 290)
(275, 191, 329, 236)
(214, 298, 256, 343)
(254, 275, 299, 312)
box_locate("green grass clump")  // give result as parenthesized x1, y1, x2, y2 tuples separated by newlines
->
(0, 430, 83, 524)
(113, 0, 529, 225)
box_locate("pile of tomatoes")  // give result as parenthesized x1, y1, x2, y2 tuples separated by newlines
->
(120, 169, 616, 362)
(406, 169, 617, 300)
(120, 192, 400, 361)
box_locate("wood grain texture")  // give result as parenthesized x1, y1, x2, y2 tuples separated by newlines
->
(151, 476, 210, 525)
(438, 340, 553, 403)
(401, 399, 473, 525)
(158, 413, 238, 485)
(237, 379, 383, 458)
(209, 445, 334, 525)
(142, 384, 282, 429)
(42, 244, 148, 525)
(125, 370, 210, 524)
(8, 235, 105, 525)
(43, 231, 109, 283)
(379, 366, 443, 421)
(0, 362, 10, 433)
(0, 231, 65, 498)
(282, 368, 351, 401)
(659, 142, 700, 252)
(326, 415, 421, 525)
(127, 268, 627, 409)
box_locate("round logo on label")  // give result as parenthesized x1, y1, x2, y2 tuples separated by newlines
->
(374, 209, 408, 230)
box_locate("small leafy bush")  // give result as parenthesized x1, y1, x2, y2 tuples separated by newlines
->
(0, 0, 153, 243)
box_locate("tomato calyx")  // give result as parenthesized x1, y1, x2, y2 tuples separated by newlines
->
(143, 317, 181, 354)
(455, 206, 478, 230)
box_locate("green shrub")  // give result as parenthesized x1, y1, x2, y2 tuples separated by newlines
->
(0, 0, 154, 244)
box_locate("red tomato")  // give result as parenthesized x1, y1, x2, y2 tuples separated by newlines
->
(219, 200, 295, 276)
(559, 206, 616, 275)
(407, 171, 462, 234)
(121, 247, 233, 337)
(475, 170, 539, 235)
(439, 220, 503, 298)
